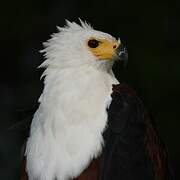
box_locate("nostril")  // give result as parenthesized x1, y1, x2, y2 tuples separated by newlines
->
(113, 45, 117, 49)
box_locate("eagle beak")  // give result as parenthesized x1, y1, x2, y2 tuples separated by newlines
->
(115, 44, 128, 67)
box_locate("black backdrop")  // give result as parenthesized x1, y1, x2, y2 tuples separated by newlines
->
(0, 0, 180, 179)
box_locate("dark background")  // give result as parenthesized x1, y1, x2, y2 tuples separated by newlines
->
(0, 0, 180, 179)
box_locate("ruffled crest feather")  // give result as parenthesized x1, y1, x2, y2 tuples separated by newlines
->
(56, 19, 93, 32)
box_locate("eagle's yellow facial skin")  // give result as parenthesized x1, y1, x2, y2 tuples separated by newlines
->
(87, 38, 119, 60)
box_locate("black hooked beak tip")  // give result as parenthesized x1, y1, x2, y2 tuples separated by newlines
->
(115, 44, 128, 67)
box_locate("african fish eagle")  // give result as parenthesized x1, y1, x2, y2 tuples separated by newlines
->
(22, 20, 173, 180)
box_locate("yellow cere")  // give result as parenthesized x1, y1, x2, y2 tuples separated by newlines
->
(87, 38, 120, 60)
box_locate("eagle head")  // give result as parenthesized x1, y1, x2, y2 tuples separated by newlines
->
(40, 19, 127, 72)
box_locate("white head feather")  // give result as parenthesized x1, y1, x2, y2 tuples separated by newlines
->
(40, 19, 117, 71)
(25, 20, 119, 180)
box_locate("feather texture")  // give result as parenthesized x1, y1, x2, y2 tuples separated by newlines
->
(25, 20, 118, 180)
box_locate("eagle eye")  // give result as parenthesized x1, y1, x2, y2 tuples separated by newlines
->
(88, 39, 99, 48)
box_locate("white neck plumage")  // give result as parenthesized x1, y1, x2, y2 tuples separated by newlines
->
(26, 64, 118, 180)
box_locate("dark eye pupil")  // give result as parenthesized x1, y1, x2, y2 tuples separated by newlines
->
(88, 39, 99, 48)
